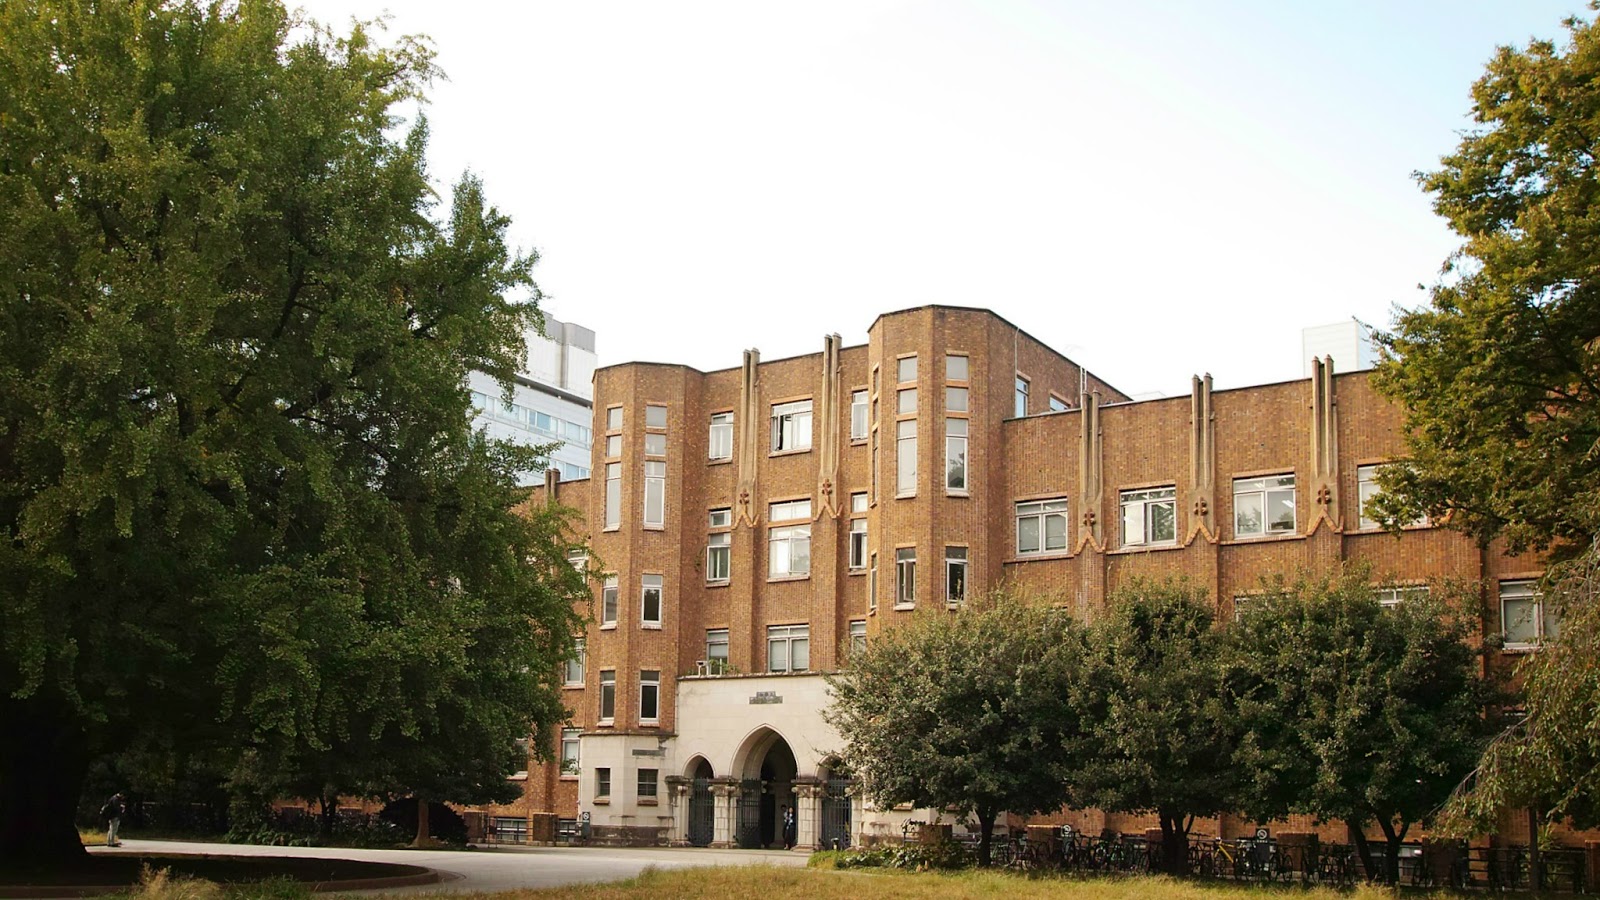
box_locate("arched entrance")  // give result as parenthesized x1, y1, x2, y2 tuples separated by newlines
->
(819, 759, 854, 850)
(734, 729, 797, 849)
(687, 757, 714, 848)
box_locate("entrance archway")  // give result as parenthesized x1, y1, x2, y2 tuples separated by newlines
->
(686, 757, 714, 848)
(733, 728, 798, 849)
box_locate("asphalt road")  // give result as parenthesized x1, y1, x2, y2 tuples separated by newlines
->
(86, 839, 807, 894)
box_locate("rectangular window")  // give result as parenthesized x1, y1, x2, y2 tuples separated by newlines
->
(596, 767, 611, 799)
(850, 391, 868, 441)
(769, 499, 811, 521)
(848, 517, 867, 570)
(641, 574, 663, 627)
(705, 628, 729, 674)
(770, 400, 813, 452)
(849, 620, 867, 657)
(605, 434, 621, 457)
(945, 418, 967, 492)
(601, 577, 618, 627)
(767, 624, 810, 672)
(709, 412, 733, 460)
(851, 491, 868, 514)
(897, 419, 917, 496)
(1501, 580, 1558, 649)
(1234, 475, 1296, 537)
(1375, 584, 1429, 609)
(945, 546, 967, 607)
(895, 547, 916, 607)
(643, 460, 665, 527)
(870, 431, 879, 502)
(645, 404, 668, 428)
(637, 768, 659, 799)
(897, 356, 917, 383)
(567, 548, 588, 573)
(945, 386, 968, 412)
(869, 552, 878, 613)
(564, 638, 585, 686)
(897, 388, 918, 415)
(606, 407, 623, 430)
(644, 432, 666, 456)
(599, 672, 615, 723)
(1014, 376, 1029, 417)
(1121, 486, 1177, 547)
(560, 728, 580, 773)
(768, 525, 812, 578)
(1357, 464, 1426, 530)
(946, 354, 968, 382)
(639, 670, 660, 723)
(1016, 499, 1069, 555)
(605, 462, 621, 528)
(709, 507, 732, 528)
(707, 532, 730, 583)
(1049, 394, 1069, 412)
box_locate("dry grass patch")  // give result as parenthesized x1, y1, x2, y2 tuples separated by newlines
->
(455, 865, 1408, 900)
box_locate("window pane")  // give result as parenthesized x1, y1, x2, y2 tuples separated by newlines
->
(645, 405, 667, 428)
(607, 407, 622, 430)
(898, 389, 917, 415)
(645, 433, 666, 455)
(769, 639, 787, 672)
(1122, 501, 1144, 545)
(1268, 489, 1296, 532)
(946, 434, 966, 490)
(1150, 500, 1176, 543)
(946, 386, 968, 412)
(1235, 493, 1263, 536)
(769, 534, 790, 578)
(1018, 516, 1041, 554)
(898, 356, 917, 383)
(946, 355, 968, 382)
(1044, 513, 1068, 550)
(1503, 597, 1539, 645)
(606, 434, 621, 457)
(947, 560, 965, 603)
(791, 528, 811, 575)
(792, 638, 810, 671)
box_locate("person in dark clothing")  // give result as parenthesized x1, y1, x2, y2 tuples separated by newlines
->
(781, 803, 796, 850)
(101, 793, 126, 847)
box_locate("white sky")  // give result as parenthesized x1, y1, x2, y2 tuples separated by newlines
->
(300, 0, 1585, 396)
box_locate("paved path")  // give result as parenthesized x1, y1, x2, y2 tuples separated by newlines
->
(87, 840, 807, 894)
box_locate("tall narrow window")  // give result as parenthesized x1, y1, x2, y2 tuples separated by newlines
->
(868, 552, 879, 613)
(770, 400, 813, 452)
(945, 547, 967, 607)
(598, 672, 615, 723)
(605, 434, 621, 457)
(896, 419, 917, 496)
(1501, 580, 1558, 650)
(641, 574, 663, 628)
(1121, 486, 1177, 547)
(606, 407, 623, 430)
(849, 620, 867, 657)
(849, 517, 868, 570)
(643, 460, 665, 527)
(897, 356, 917, 383)
(1014, 376, 1030, 417)
(767, 625, 810, 672)
(705, 628, 729, 674)
(895, 547, 916, 607)
(601, 577, 618, 627)
(1234, 475, 1296, 537)
(707, 532, 730, 583)
(708, 412, 733, 461)
(1016, 499, 1069, 555)
(564, 638, 585, 686)
(870, 431, 879, 503)
(596, 767, 611, 798)
(637, 768, 659, 799)
(850, 391, 869, 441)
(639, 670, 660, 723)
(604, 462, 621, 528)
(560, 728, 580, 773)
(945, 418, 967, 493)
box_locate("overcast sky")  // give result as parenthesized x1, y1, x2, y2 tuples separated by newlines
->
(302, 0, 1584, 396)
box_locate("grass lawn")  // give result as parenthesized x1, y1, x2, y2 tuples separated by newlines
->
(451, 865, 1413, 900)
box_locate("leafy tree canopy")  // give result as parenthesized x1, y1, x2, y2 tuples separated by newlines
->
(0, 0, 585, 861)
(1373, 12, 1600, 557)
(825, 593, 1090, 867)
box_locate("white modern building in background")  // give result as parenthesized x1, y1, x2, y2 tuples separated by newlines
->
(1302, 319, 1378, 376)
(469, 312, 596, 484)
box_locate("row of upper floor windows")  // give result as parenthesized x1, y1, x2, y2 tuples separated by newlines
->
(469, 390, 593, 448)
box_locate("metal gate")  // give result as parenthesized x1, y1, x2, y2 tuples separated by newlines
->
(688, 777, 714, 847)
(736, 780, 763, 849)
(820, 775, 852, 850)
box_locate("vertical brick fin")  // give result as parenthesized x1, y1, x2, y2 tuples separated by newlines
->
(543, 468, 561, 507)
(816, 334, 843, 519)
(1075, 390, 1106, 554)
(735, 348, 762, 528)
(1307, 356, 1342, 534)
(1185, 374, 1219, 545)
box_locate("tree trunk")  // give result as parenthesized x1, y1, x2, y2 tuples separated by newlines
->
(318, 793, 336, 844)
(1377, 818, 1404, 885)
(1158, 808, 1189, 876)
(976, 809, 995, 868)
(411, 798, 431, 847)
(1527, 806, 1544, 891)
(0, 698, 91, 863)
(1347, 819, 1380, 882)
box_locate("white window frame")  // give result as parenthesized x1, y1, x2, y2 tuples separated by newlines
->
(945, 546, 967, 607)
(945, 418, 967, 494)
(706, 531, 730, 583)
(598, 671, 616, 724)
(768, 524, 812, 578)
(770, 400, 813, 452)
(850, 390, 869, 441)
(1357, 463, 1428, 530)
(567, 548, 588, 573)
(564, 637, 585, 686)
(1234, 475, 1296, 538)
(639, 669, 660, 724)
(560, 728, 580, 774)
(767, 624, 810, 673)
(1015, 498, 1069, 555)
(604, 462, 621, 529)
(705, 628, 729, 674)
(1120, 486, 1177, 547)
(895, 547, 916, 608)
(640, 574, 663, 628)
(868, 552, 878, 613)
(1375, 584, 1429, 609)
(600, 577, 618, 628)
(896, 419, 917, 497)
(848, 517, 867, 570)
(1048, 394, 1069, 412)
(643, 460, 666, 528)
(849, 619, 867, 657)
(708, 412, 733, 461)
(1501, 580, 1557, 650)
(1014, 376, 1029, 417)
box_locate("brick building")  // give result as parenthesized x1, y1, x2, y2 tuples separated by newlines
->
(494, 305, 1557, 850)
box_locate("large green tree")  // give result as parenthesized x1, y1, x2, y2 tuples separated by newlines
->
(825, 594, 1091, 867)
(1074, 579, 1237, 876)
(0, 0, 584, 862)
(1226, 568, 1490, 884)
(1372, 13, 1600, 557)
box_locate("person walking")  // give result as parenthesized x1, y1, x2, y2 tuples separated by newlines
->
(101, 793, 126, 847)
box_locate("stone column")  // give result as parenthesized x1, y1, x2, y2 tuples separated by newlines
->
(795, 781, 823, 851)
(849, 784, 866, 848)
(664, 776, 690, 847)
(710, 780, 738, 849)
